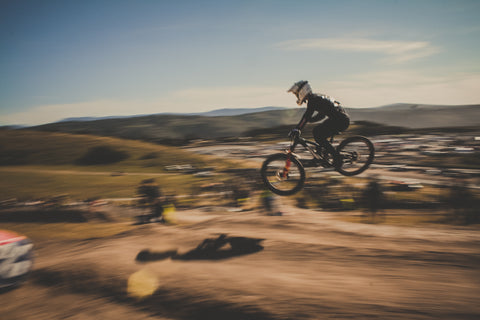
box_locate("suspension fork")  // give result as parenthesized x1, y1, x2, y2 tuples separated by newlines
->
(281, 152, 292, 178)
(282, 139, 298, 178)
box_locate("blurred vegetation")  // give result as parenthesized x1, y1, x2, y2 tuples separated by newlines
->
(1, 120, 479, 226)
(75, 145, 129, 165)
(289, 173, 479, 223)
(0, 169, 207, 201)
(0, 130, 252, 201)
(407, 153, 480, 170)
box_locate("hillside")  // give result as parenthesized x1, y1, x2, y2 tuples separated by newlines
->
(30, 109, 304, 142)
(0, 130, 210, 168)
(0, 130, 240, 201)
(348, 103, 480, 128)
(58, 106, 286, 122)
(27, 104, 480, 142)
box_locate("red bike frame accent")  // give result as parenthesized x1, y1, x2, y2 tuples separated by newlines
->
(282, 152, 292, 178)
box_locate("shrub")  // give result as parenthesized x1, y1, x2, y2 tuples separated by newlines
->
(139, 152, 158, 160)
(76, 146, 129, 165)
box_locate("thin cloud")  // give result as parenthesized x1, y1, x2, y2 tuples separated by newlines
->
(171, 86, 287, 106)
(276, 37, 440, 63)
(321, 71, 480, 107)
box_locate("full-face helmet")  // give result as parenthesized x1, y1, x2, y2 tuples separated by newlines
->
(287, 80, 312, 105)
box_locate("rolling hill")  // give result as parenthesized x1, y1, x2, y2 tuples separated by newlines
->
(347, 103, 480, 129)
(0, 130, 240, 201)
(58, 106, 286, 122)
(0, 130, 210, 168)
(26, 104, 480, 142)
(29, 109, 304, 142)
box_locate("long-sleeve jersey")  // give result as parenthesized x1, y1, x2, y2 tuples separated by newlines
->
(296, 94, 349, 130)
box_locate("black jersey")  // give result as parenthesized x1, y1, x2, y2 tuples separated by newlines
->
(296, 94, 349, 129)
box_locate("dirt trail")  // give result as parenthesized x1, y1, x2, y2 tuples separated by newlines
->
(2, 206, 480, 319)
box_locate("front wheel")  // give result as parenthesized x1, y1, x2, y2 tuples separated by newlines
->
(336, 136, 375, 176)
(261, 153, 305, 196)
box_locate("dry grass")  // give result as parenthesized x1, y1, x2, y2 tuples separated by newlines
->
(1, 221, 134, 242)
(0, 167, 212, 201)
(0, 130, 246, 201)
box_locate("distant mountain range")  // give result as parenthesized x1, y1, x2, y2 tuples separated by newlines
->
(28, 103, 479, 142)
(347, 103, 480, 129)
(58, 106, 286, 122)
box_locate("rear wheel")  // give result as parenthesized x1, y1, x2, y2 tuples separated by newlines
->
(336, 136, 375, 176)
(261, 153, 305, 196)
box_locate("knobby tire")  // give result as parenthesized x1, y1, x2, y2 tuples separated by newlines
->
(261, 153, 305, 196)
(336, 136, 375, 176)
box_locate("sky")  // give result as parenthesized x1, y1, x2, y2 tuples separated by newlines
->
(1, 0, 480, 125)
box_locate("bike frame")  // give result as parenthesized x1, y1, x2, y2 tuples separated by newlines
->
(288, 134, 337, 168)
(262, 132, 374, 195)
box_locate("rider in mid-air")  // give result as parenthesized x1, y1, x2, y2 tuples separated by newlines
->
(287, 80, 350, 151)
(260, 81, 373, 195)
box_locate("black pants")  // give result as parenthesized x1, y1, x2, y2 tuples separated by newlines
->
(312, 115, 350, 146)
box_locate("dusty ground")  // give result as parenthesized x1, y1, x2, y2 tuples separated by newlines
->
(2, 206, 480, 320)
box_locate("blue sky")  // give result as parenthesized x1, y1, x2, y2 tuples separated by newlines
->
(1, 0, 479, 125)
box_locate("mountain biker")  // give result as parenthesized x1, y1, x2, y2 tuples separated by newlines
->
(287, 80, 350, 150)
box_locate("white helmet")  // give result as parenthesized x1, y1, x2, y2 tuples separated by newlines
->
(288, 80, 312, 105)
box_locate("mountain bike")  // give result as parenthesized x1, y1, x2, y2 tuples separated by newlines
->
(260, 130, 375, 195)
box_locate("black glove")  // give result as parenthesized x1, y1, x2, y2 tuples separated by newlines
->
(288, 128, 301, 138)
